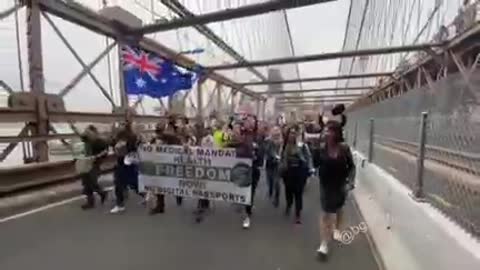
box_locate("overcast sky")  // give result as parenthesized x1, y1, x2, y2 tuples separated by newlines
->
(0, 0, 351, 112)
(287, 0, 349, 90)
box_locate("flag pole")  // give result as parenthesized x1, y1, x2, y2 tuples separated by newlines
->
(117, 42, 128, 109)
(196, 78, 204, 121)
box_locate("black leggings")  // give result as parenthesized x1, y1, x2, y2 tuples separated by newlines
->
(245, 167, 261, 216)
(283, 167, 307, 217)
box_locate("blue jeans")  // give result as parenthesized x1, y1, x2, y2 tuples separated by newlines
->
(266, 165, 280, 205)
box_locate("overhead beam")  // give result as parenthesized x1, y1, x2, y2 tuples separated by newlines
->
(279, 102, 354, 107)
(279, 97, 357, 103)
(209, 43, 445, 70)
(278, 98, 358, 102)
(280, 101, 354, 105)
(161, 0, 267, 82)
(37, 0, 119, 37)
(260, 86, 373, 95)
(242, 72, 391, 86)
(279, 101, 356, 106)
(277, 94, 363, 100)
(37, 0, 264, 100)
(134, 0, 336, 34)
(280, 103, 353, 107)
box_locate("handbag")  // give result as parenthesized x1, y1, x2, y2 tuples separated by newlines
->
(75, 156, 94, 174)
(340, 143, 356, 191)
(114, 141, 128, 156)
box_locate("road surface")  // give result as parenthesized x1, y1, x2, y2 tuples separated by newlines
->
(0, 176, 380, 270)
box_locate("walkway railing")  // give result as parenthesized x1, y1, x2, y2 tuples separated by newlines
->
(346, 68, 480, 237)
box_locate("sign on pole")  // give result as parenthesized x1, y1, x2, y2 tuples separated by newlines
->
(139, 145, 253, 205)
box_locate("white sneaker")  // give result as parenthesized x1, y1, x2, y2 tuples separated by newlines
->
(317, 241, 329, 255)
(333, 229, 342, 241)
(242, 217, 251, 229)
(110, 205, 126, 214)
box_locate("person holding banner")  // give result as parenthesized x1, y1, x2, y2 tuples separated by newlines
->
(264, 125, 283, 207)
(280, 125, 314, 224)
(150, 121, 166, 144)
(179, 116, 197, 146)
(246, 116, 266, 228)
(149, 115, 186, 215)
(110, 123, 142, 214)
(194, 126, 214, 223)
(226, 116, 263, 229)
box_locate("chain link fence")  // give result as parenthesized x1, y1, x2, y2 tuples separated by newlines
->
(345, 71, 480, 238)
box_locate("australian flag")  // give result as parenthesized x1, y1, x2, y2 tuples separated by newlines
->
(122, 45, 200, 98)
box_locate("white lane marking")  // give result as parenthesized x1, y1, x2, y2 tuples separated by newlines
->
(0, 196, 84, 224)
(0, 187, 113, 224)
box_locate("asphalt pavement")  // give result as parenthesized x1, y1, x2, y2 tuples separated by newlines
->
(0, 175, 380, 270)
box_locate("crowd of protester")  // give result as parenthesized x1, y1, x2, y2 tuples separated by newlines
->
(76, 103, 356, 259)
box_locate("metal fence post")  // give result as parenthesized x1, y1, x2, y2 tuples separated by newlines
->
(414, 112, 428, 200)
(196, 80, 204, 121)
(368, 118, 374, 162)
(262, 100, 266, 120)
(353, 121, 358, 148)
(117, 43, 127, 109)
(216, 84, 222, 112)
(230, 89, 237, 114)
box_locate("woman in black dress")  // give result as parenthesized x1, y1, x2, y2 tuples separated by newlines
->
(316, 121, 355, 257)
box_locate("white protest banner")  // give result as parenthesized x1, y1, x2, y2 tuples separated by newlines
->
(138, 144, 253, 205)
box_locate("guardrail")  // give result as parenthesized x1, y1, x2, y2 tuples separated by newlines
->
(2, 135, 478, 196)
(0, 155, 116, 194)
(0, 108, 165, 124)
(376, 135, 480, 175)
(0, 129, 157, 144)
(0, 124, 158, 194)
